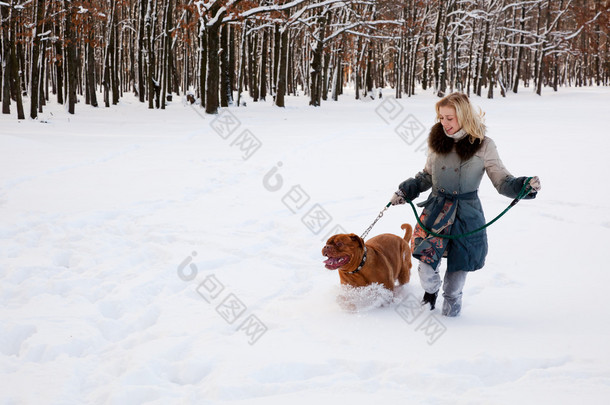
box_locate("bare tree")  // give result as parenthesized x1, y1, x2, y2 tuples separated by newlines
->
(0, 0, 608, 119)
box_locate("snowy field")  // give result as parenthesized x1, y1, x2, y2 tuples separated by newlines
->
(1, 86, 610, 404)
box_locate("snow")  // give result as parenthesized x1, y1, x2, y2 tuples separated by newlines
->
(206, 7, 226, 27)
(1, 86, 610, 404)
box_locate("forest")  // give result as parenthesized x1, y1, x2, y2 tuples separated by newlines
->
(1, 0, 608, 119)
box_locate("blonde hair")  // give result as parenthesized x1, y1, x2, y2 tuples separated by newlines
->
(435, 93, 486, 143)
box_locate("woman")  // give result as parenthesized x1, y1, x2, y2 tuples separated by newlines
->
(390, 92, 540, 317)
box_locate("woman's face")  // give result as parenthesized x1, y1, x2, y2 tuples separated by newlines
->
(438, 106, 461, 135)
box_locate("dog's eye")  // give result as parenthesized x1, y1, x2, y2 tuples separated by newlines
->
(337, 242, 343, 248)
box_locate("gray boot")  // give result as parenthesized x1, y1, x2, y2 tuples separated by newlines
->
(442, 296, 462, 317)
(442, 270, 467, 317)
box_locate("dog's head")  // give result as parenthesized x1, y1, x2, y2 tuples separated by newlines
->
(322, 233, 365, 271)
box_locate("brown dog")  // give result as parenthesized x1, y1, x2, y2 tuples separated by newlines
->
(322, 224, 413, 291)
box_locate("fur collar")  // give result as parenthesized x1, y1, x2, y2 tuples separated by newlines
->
(428, 122, 484, 161)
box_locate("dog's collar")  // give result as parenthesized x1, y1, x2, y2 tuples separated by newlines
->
(346, 247, 367, 274)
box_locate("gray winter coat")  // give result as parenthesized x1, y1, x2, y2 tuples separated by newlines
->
(399, 123, 535, 272)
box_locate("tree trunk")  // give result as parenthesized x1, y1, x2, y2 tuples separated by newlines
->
(103, 1, 116, 108)
(138, 0, 147, 102)
(228, 25, 235, 95)
(161, 0, 172, 109)
(54, 14, 64, 104)
(166, 0, 176, 97)
(395, 32, 403, 98)
(322, 46, 330, 101)
(39, 46, 46, 112)
(111, 8, 120, 105)
(259, 27, 268, 101)
(146, 0, 156, 109)
(65, 3, 78, 114)
(198, 20, 206, 107)
(532, 2, 543, 92)
(128, 1, 136, 96)
(236, 22, 246, 107)
(354, 36, 361, 100)
(595, 23, 601, 86)
(487, 61, 495, 99)
(512, 5, 525, 93)
(287, 35, 295, 95)
(432, 1, 443, 92)
(409, 36, 421, 96)
(9, 4, 24, 119)
(365, 48, 373, 96)
(536, 1, 553, 96)
(87, 24, 98, 107)
(422, 37, 429, 90)
(274, 27, 288, 108)
(220, 24, 230, 107)
(205, 23, 220, 114)
(272, 24, 280, 94)
(438, 35, 448, 97)
(552, 54, 559, 91)
(476, 18, 490, 97)
(29, 0, 45, 119)
(331, 42, 342, 101)
(249, 32, 259, 102)
(2, 3, 11, 114)
(309, 12, 327, 106)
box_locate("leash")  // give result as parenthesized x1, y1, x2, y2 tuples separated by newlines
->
(405, 177, 533, 240)
(360, 205, 390, 240)
(361, 177, 533, 241)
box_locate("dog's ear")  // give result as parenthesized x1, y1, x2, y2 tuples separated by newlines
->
(348, 234, 365, 249)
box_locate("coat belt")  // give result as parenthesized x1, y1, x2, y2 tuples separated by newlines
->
(421, 190, 478, 232)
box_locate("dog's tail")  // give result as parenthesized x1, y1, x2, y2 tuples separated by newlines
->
(401, 223, 413, 241)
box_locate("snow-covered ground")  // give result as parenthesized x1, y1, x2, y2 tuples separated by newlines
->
(1, 86, 610, 404)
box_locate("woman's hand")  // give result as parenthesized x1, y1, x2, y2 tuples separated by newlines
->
(390, 190, 406, 206)
(528, 176, 541, 193)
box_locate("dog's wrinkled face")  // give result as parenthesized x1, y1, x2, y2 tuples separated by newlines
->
(321, 233, 364, 271)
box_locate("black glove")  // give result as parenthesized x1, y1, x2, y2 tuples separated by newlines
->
(398, 178, 421, 201)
